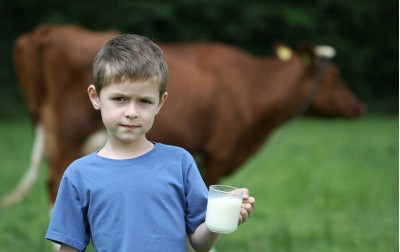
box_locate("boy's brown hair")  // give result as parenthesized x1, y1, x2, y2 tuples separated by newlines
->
(92, 34, 168, 97)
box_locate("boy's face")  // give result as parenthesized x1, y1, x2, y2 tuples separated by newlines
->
(88, 79, 167, 145)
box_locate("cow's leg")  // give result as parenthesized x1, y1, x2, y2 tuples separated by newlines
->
(0, 123, 45, 208)
(49, 204, 61, 251)
(47, 160, 61, 204)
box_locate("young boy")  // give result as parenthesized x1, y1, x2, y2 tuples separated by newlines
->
(45, 34, 255, 252)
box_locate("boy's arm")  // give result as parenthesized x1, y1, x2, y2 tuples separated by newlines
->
(189, 188, 255, 252)
(59, 243, 79, 252)
(188, 223, 221, 252)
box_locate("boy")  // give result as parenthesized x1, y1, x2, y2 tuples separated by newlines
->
(46, 34, 255, 252)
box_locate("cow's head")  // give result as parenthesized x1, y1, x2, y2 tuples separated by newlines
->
(299, 44, 365, 118)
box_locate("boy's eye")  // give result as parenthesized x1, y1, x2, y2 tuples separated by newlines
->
(140, 99, 153, 104)
(112, 97, 125, 102)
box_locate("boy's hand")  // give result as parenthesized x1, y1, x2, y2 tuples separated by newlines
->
(238, 188, 255, 225)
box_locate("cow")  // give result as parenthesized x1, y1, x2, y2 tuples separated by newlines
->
(1, 24, 364, 208)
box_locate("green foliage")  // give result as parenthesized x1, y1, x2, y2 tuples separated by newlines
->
(0, 0, 398, 119)
(0, 116, 397, 251)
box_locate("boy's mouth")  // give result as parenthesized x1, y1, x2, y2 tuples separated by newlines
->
(121, 124, 139, 129)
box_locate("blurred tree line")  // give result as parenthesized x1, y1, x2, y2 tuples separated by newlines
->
(0, 0, 398, 119)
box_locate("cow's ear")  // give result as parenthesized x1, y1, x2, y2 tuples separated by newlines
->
(314, 45, 336, 59)
(299, 44, 336, 69)
(87, 85, 101, 110)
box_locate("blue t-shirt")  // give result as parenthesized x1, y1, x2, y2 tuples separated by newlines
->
(45, 143, 208, 252)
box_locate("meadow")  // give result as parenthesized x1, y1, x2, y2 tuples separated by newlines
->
(0, 115, 398, 252)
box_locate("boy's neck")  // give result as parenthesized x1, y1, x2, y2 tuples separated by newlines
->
(97, 138, 155, 160)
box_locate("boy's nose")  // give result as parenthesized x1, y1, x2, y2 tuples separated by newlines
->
(125, 102, 139, 118)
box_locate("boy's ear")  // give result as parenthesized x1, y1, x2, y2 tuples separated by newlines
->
(87, 85, 101, 110)
(156, 92, 168, 114)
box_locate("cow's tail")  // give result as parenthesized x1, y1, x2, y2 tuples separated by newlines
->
(0, 123, 45, 208)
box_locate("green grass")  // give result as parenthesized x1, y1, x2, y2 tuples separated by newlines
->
(0, 116, 398, 252)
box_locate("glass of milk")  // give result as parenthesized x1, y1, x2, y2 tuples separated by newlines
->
(205, 185, 244, 234)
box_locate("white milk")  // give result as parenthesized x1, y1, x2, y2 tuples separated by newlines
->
(205, 197, 242, 233)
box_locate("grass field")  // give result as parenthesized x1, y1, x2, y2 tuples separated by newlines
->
(0, 115, 398, 252)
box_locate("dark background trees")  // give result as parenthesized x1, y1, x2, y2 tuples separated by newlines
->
(1, 0, 398, 119)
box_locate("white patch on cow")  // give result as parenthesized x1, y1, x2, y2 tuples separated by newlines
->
(314, 45, 336, 58)
(81, 129, 108, 155)
(0, 123, 45, 208)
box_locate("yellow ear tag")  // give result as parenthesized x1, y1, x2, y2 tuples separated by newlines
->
(276, 47, 293, 62)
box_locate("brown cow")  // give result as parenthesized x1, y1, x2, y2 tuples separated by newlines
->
(1, 24, 364, 207)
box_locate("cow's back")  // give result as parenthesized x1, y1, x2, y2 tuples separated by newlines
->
(13, 24, 365, 203)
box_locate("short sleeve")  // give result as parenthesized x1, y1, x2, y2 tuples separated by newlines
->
(184, 157, 208, 234)
(45, 173, 90, 251)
